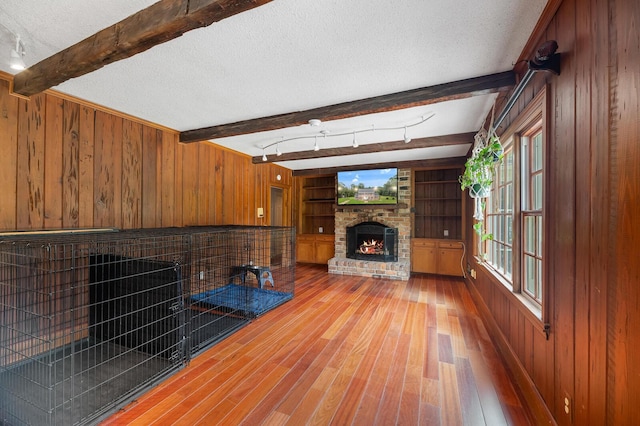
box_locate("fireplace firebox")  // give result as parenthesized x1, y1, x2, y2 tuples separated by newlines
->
(346, 221, 398, 262)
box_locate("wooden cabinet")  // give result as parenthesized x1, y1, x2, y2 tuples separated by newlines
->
(412, 239, 465, 276)
(411, 239, 438, 274)
(296, 234, 335, 264)
(413, 168, 463, 239)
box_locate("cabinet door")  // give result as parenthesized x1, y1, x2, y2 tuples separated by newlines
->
(412, 245, 438, 273)
(296, 239, 316, 263)
(315, 240, 335, 264)
(438, 248, 464, 276)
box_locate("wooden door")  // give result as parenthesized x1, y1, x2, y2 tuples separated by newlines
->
(271, 187, 284, 265)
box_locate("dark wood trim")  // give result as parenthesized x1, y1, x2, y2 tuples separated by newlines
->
(514, 0, 564, 75)
(465, 276, 556, 426)
(292, 157, 467, 176)
(180, 72, 516, 143)
(11, 0, 273, 97)
(253, 132, 475, 164)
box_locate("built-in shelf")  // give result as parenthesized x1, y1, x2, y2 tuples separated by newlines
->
(415, 180, 459, 184)
(297, 175, 336, 236)
(413, 168, 463, 240)
(303, 185, 334, 190)
(296, 174, 337, 264)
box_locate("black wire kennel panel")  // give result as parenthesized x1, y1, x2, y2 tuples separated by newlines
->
(0, 226, 295, 425)
(186, 227, 295, 355)
(0, 234, 189, 426)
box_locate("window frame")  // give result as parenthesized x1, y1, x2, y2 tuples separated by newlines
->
(479, 86, 549, 323)
(485, 146, 514, 282)
(520, 124, 544, 305)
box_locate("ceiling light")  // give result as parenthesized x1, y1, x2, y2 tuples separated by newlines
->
(259, 113, 435, 161)
(403, 126, 411, 143)
(9, 35, 26, 71)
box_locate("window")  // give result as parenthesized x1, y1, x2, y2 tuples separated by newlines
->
(486, 148, 514, 280)
(483, 88, 547, 310)
(521, 127, 543, 304)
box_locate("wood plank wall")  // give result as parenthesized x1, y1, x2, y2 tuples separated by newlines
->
(464, 1, 640, 425)
(0, 77, 292, 232)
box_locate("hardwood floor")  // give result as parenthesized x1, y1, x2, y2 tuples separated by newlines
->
(102, 264, 532, 425)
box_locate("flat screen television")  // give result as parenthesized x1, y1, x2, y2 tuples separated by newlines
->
(337, 168, 398, 205)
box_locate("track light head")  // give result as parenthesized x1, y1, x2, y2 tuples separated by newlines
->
(9, 35, 26, 71)
(403, 126, 411, 143)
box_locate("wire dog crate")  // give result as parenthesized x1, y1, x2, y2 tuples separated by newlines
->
(0, 226, 295, 426)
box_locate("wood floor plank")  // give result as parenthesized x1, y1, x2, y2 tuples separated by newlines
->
(219, 364, 290, 425)
(439, 362, 463, 425)
(102, 265, 533, 426)
(374, 333, 412, 425)
(425, 326, 440, 380)
(438, 333, 455, 364)
(450, 315, 470, 358)
(455, 356, 485, 426)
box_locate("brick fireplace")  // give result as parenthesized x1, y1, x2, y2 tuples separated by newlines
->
(328, 168, 411, 280)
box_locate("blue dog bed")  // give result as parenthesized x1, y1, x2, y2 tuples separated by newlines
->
(191, 284, 292, 317)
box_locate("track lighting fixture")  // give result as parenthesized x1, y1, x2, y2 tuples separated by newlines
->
(9, 34, 26, 71)
(260, 112, 435, 161)
(403, 126, 411, 143)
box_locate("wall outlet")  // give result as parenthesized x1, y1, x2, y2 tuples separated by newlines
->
(318, 226, 323, 233)
(199, 271, 204, 280)
(470, 269, 476, 279)
(443, 229, 449, 237)
(257, 207, 264, 218)
(563, 392, 572, 420)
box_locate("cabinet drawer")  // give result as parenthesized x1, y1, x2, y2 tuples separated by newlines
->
(412, 239, 436, 248)
(438, 241, 463, 249)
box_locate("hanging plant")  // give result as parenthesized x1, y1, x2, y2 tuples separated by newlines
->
(459, 130, 504, 248)
(459, 134, 504, 195)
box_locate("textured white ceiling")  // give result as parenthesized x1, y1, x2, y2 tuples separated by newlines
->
(0, 0, 547, 170)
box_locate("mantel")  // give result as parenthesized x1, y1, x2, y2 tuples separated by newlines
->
(334, 203, 409, 212)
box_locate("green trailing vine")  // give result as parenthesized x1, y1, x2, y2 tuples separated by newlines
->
(459, 133, 504, 250)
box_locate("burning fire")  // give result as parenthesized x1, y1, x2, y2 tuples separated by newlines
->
(358, 239, 384, 255)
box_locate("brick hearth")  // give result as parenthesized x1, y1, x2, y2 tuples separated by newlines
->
(328, 168, 411, 280)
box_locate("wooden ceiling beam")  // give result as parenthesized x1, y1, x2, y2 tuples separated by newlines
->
(292, 156, 467, 176)
(252, 132, 475, 164)
(180, 71, 515, 143)
(12, 0, 273, 97)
